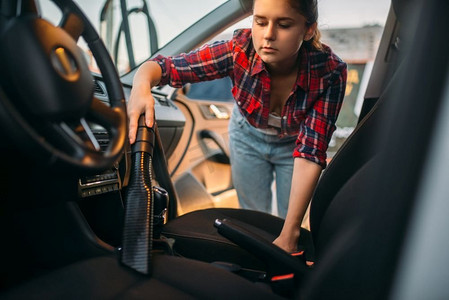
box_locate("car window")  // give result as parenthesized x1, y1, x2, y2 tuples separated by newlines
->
(39, 0, 229, 75)
(185, 78, 234, 102)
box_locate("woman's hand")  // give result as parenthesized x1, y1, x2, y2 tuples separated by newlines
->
(273, 227, 300, 253)
(127, 61, 162, 144)
(127, 84, 155, 144)
(273, 229, 314, 267)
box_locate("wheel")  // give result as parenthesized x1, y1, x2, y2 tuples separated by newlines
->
(0, 0, 127, 173)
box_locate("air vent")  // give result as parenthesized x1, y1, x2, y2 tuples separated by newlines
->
(93, 80, 106, 96)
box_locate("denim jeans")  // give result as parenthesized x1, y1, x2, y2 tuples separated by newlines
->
(228, 105, 296, 218)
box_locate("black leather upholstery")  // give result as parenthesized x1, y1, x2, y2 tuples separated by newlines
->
(163, 208, 285, 269)
(163, 207, 316, 270)
(1, 255, 282, 299)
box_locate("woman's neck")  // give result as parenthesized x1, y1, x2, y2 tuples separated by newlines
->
(266, 56, 299, 77)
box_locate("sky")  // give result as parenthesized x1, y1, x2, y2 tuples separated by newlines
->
(63, 0, 392, 30)
(318, 0, 391, 29)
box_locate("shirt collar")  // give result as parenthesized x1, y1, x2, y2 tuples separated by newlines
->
(250, 46, 310, 92)
(251, 53, 265, 76)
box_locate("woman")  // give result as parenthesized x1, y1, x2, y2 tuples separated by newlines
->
(127, 0, 347, 253)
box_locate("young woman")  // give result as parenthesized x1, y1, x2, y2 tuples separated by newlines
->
(127, 0, 347, 253)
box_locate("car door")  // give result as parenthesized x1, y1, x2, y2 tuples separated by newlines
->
(162, 18, 256, 216)
(110, 0, 254, 216)
(167, 78, 237, 215)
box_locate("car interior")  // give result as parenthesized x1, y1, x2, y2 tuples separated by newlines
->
(1, 0, 449, 299)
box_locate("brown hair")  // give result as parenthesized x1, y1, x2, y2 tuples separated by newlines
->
(287, 0, 323, 51)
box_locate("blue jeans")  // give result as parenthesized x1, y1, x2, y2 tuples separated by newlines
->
(229, 105, 296, 218)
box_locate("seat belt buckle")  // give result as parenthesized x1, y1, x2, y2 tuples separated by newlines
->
(291, 249, 315, 267)
(270, 273, 295, 297)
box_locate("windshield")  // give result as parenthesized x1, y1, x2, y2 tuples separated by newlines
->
(39, 0, 228, 75)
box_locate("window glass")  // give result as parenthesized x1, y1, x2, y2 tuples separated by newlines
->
(39, 0, 228, 74)
(186, 78, 234, 102)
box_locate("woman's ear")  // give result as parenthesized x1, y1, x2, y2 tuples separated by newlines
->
(304, 22, 318, 41)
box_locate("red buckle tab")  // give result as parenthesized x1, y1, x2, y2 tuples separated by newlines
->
(290, 251, 304, 257)
(271, 273, 294, 282)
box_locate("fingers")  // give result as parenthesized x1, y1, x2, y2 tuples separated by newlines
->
(128, 105, 154, 144)
(128, 112, 139, 144)
(127, 89, 155, 144)
(273, 235, 299, 254)
(145, 105, 154, 128)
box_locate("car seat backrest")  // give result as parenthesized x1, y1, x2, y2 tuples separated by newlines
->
(301, 0, 448, 298)
(309, 64, 398, 244)
(309, 0, 406, 244)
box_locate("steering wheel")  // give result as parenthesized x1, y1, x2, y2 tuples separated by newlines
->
(0, 0, 127, 173)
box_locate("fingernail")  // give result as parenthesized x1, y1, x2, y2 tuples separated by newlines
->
(306, 261, 314, 267)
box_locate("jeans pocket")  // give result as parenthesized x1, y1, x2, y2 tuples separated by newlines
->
(230, 106, 247, 130)
(237, 115, 246, 128)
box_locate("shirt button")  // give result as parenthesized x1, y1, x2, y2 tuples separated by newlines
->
(237, 101, 241, 105)
(283, 116, 287, 120)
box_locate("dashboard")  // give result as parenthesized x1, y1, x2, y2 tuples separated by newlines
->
(77, 75, 185, 199)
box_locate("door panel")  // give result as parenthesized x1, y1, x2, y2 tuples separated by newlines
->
(167, 79, 238, 215)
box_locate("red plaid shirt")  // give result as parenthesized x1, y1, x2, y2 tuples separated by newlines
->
(153, 29, 347, 168)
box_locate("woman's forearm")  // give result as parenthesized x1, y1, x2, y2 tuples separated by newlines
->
(274, 157, 322, 252)
(132, 60, 162, 88)
(128, 61, 163, 143)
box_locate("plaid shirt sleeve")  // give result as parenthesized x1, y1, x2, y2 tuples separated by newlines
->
(151, 40, 234, 88)
(294, 60, 347, 168)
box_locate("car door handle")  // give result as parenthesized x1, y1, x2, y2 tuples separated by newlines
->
(209, 104, 230, 119)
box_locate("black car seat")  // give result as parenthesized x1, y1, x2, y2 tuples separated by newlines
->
(160, 1, 406, 272)
(301, 0, 448, 297)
